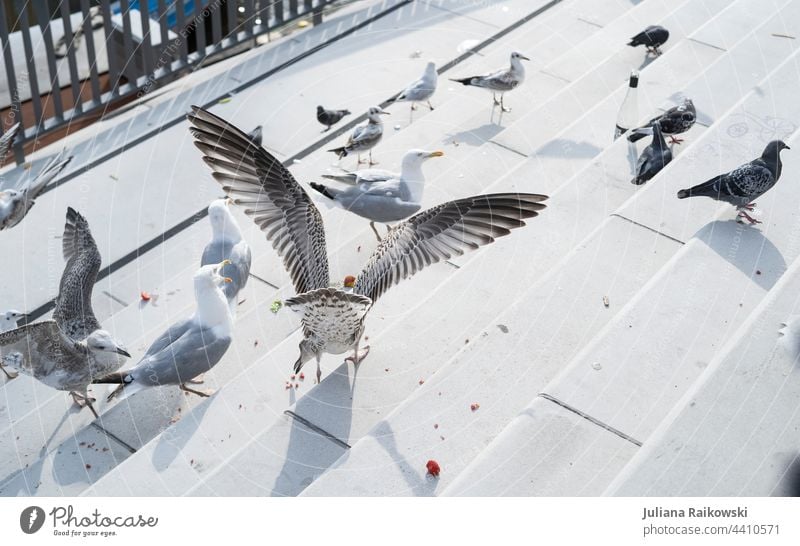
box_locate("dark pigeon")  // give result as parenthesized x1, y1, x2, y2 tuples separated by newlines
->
(677, 140, 790, 224)
(632, 122, 672, 185)
(246, 125, 263, 147)
(317, 105, 351, 131)
(628, 98, 696, 144)
(628, 25, 669, 55)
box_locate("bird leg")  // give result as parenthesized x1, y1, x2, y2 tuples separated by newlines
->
(345, 344, 371, 367)
(315, 355, 322, 384)
(179, 383, 213, 397)
(668, 135, 684, 145)
(736, 209, 762, 225)
(500, 94, 511, 113)
(356, 154, 367, 165)
(427, 100, 434, 111)
(492, 93, 500, 108)
(71, 390, 99, 418)
(322, 125, 331, 133)
(368, 150, 378, 166)
(369, 221, 382, 242)
(185, 373, 205, 385)
(410, 103, 418, 111)
(741, 202, 756, 211)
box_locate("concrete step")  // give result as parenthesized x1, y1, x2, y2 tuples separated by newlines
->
(605, 250, 800, 496)
(444, 46, 800, 496)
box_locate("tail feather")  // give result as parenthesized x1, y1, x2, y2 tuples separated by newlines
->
(92, 371, 128, 384)
(327, 146, 347, 158)
(29, 150, 72, 196)
(449, 77, 472, 86)
(677, 188, 690, 199)
(309, 182, 338, 200)
(627, 129, 649, 143)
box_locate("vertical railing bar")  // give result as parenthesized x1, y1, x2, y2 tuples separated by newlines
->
(273, 0, 284, 25)
(18, 4, 44, 129)
(31, 0, 65, 120)
(58, 0, 84, 113)
(289, 0, 298, 18)
(118, 0, 137, 84)
(210, 0, 222, 48)
(138, 0, 155, 77)
(99, 0, 121, 97)
(174, 0, 189, 64)
(79, 0, 102, 106)
(194, 0, 207, 57)
(303, 0, 311, 16)
(0, 1, 23, 157)
(256, 0, 270, 33)
(225, 0, 236, 38)
(156, 0, 170, 63)
(243, 0, 254, 36)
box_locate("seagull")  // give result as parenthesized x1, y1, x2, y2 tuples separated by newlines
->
(309, 149, 444, 240)
(201, 198, 252, 314)
(631, 122, 672, 185)
(394, 61, 438, 113)
(247, 125, 263, 147)
(317, 105, 351, 132)
(0, 208, 130, 416)
(0, 122, 21, 163)
(328, 106, 389, 165)
(628, 98, 696, 144)
(0, 149, 73, 230)
(94, 261, 234, 401)
(628, 25, 669, 56)
(0, 310, 26, 333)
(677, 140, 790, 224)
(188, 106, 548, 383)
(450, 51, 529, 112)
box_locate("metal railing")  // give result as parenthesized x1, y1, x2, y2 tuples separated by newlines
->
(0, 0, 335, 163)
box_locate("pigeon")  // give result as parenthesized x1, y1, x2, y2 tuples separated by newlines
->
(188, 106, 548, 383)
(0, 208, 130, 416)
(0, 149, 72, 230)
(328, 106, 390, 165)
(631, 122, 672, 185)
(94, 261, 234, 401)
(317, 105, 351, 132)
(0, 310, 26, 333)
(628, 25, 669, 55)
(201, 198, 252, 314)
(246, 125, 263, 147)
(395, 61, 438, 113)
(310, 149, 444, 240)
(450, 51, 529, 112)
(0, 122, 21, 163)
(628, 98, 696, 144)
(677, 140, 790, 224)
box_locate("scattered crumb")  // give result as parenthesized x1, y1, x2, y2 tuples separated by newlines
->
(603, 295, 610, 308)
(290, 374, 296, 380)
(299, 372, 305, 381)
(284, 382, 292, 390)
(270, 300, 283, 313)
(497, 324, 509, 334)
(384, 368, 389, 372)
(109, 173, 118, 180)
(470, 403, 480, 412)
(433, 423, 439, 429)
(365, 336, 369, 341)
(238, 404, 243, 410)
(357, 245, 361, 252)
(254, 340, 259, 347)
(426, 459, 441, 477)
(190, 459, 194, 465)
(85, 464, 91, 470)
(440, 436, 445, 441)
(772, 33, 796, 39)
(464, 338, 469, 344)
(418, 379, 425, 385)
(756, 270, 762, 275)
(140, 291, 151, 301)
(218, 97, 232, 104)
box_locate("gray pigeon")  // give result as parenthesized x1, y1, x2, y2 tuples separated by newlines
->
(317, 105, 351, 131)
(677, 140, 790, 224)
(628, 98, 696, 144)
(632, 122, 672, 185)
(628, 25, 669, 55)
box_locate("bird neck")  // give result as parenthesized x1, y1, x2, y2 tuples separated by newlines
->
(194, 284, 233, 332)
(400, 161, 426, 203)
(423, 63, 437, 82)
(211, 215, 243, 244)
(510, 57, 525, 76)
(367, 115, 383, 125)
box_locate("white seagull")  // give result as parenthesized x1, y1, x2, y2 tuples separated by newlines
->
(450, 51, 530, 112)
(188, 106, 548, 382)
(395, 61, 438, 114)
(309, 148, 444, 240)
(328, 106, 390, 165)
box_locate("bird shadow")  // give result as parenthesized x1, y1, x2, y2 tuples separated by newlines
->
(444, 123, 504, 147)
(149, 390, 212, 471)
(774, 453, 800, 496)
(696, 220, 786, 291)
(373, 420, 439, 496)
(637, 53, 658, 71)
(270, 361, 355, 496)
(531, 138, 603, 160)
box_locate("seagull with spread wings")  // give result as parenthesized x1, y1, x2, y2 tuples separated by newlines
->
(188, 106, 547, 382)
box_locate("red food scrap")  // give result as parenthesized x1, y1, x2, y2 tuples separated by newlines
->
(299, 372, 305, 380)
(140, 291, 151, 301)
(426, 459, 441, 477)
(433, 423, 439, 429)
(290, 374, 296, 380)
(470, 403, 480, 412)
(418, 379, 425, 385)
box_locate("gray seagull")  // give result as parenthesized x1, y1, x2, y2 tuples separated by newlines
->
(94, 260, 234, 401)
(328, 106, 389, 165)
(309, 148, 444, 240)
(395, 61, 438, 113)
(677, 140, 790, 224)
(450, 51, 529, 112)
(0, 208, 130, 416)
(201, 198, 252, 315)
(631, 122, 672, 185)
(188, 106, 548, 383)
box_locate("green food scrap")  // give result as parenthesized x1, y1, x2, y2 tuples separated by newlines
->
(270, 300, 283, 313)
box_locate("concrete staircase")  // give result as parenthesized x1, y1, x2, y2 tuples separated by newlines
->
(1, 0, 799, 497)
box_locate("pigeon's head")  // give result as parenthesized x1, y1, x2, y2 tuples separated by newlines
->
(510, 51, 531, 62)
(764, 140, 791, 158)
(367, 106, 390, 122)
(86, 330, 131, 358)
(207, 198, 241, 241)
(401, 149, 444, 170)
(316, 105, 325, 113)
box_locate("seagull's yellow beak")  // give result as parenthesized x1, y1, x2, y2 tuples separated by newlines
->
(429, 151, 444, 158)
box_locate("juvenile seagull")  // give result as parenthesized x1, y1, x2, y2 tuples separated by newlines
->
(94, 261, 234, 401)
(0, 208, 130, 416)
(201, 198, 252, 314)
(309, 149, 444, 240)
(328, 106, 389, 165)
(450, 51, 529, 112)
(0, 149, 72, 230)
(631, 122, 672, 185)
(317, 105, 351, 132)
(628, 25, 669, 56)
(0, 122, 21, 163)
(188, 106, 548, 383)
(1, 310, 26, 333)
(628, 98, 696, 144)
(395, 61, 438, 113)
(677, 140, 790, 224)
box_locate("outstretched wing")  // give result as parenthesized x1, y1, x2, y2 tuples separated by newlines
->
(354, 193, 547, 303)
(53, 207, 102, 340)
(0, 123, 21, 164)
(23, 149, 72, 204)
(0, 321, 77, 380)
(188, 106, 330, 294)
